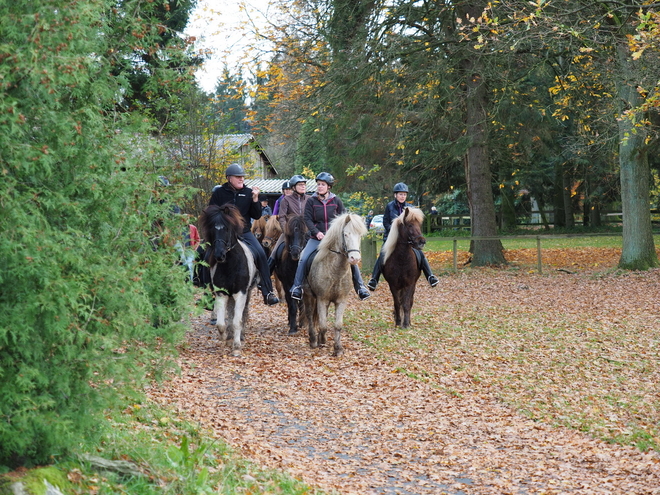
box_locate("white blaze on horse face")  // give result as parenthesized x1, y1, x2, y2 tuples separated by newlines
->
(344, 231, 362, 265)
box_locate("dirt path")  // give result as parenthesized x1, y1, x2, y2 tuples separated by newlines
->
(151, 272, 660, 494)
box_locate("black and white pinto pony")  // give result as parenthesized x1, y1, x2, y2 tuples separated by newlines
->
(199, 204, 258, 356)
(381, 207, 426, 328)
(273, 215, 308, 335)
(303, 213, 367, 356)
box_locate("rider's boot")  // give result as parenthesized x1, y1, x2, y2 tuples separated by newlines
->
(351, 264, 371, 300)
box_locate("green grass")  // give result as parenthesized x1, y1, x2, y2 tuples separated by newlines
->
(421, 233, 660, 252)
(0, 390, 327, 495)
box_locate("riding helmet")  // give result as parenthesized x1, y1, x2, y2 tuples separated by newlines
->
(315, 172, 335, 187)
(393, 182, 409, 193)
(282, 180, 291, 190)
(225, 163, 246, 177)
(289, 175, 306, 188)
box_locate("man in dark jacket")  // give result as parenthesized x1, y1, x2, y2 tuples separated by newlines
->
(209, 163, 279, 306)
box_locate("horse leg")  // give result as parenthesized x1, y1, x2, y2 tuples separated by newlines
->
(285, 292, 298, 335)
(230, 292, 249, 357)
(401, 287, 415, 328)
(214, 295, 229, 342)
(305, 294, 319, 348)
(391, 289, 403, 327)
(332, 301, 347, 357)
(317, 300, 329, 347)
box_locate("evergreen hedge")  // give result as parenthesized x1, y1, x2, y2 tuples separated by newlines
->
(0, 1, 194, 466)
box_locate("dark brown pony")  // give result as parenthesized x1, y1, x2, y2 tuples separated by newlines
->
(381, 207, 426, 328)
(273, 215, 308, 335)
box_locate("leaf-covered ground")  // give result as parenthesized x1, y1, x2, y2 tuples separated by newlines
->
(150, 248, 660, 494)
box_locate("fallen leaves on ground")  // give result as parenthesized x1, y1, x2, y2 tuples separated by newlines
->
(149, 247, 660, 494)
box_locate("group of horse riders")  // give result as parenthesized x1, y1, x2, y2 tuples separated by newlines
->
(207, 163, 438, 308)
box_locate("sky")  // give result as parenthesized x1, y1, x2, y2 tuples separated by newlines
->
(186, 0, 272, 93)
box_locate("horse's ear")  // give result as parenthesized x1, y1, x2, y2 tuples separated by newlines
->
(344, 215, 351, 225)
(403, 207, 410, 221)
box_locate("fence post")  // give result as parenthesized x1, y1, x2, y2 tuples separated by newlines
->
(361, 236, 378, 274)
(453, 239, 458, 272)
(536, 236, 542, 274)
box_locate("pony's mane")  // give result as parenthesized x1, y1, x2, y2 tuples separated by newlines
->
(285, 214, 306, 237)
(382, 207, 424, 262)
(200, 204, 244, 241)
(318, 213, 367, 254)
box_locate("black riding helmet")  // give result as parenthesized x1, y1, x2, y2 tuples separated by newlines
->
(393, 182, 409, 193)
(282, 180, 291, 190)
(225, 163, 246, 177)
(289, 175, 306, 188)
(315, 172, 335, 187)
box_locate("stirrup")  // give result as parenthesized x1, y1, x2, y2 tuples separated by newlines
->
(367, 278, 378, 291)
(265, 291, 280, 305)
(290, 286, 303, 301)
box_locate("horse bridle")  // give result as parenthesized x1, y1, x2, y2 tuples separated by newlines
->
(263, 234, 277, 246)
(330, 231, 361, 258)
(214, 224, 236, 254)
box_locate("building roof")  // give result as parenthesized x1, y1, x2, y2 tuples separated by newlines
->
(216, 133, 253, 149)
(215, 133, 278, 177)
(217, 179, 318, 194)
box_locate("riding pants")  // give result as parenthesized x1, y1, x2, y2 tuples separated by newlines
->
(291, 238, 320, 290)
(241, 231, 274, 296)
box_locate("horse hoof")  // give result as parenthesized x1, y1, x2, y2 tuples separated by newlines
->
(288, 329, 298, 336)
(232, 350, 241, 357)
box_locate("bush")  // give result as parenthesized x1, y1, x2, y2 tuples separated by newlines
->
(0, 1, 193, 466)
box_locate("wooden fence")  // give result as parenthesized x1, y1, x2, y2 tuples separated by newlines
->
(362, 232, 631, 275)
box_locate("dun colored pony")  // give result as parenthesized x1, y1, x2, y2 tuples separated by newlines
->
(381, 207, 426, 328)
(303, 213, 367, 356)
(251, 215, 270, 255)
(261, 215, 282, 255)
(274, 215, 308, 335)
(200, 204, 258, 356)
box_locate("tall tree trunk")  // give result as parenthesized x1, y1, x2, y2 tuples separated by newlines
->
(562, 167, 575, 228)
(616, 39, 657, 270)
(462, 57, 506, 265)
(553, 161, 566, 227)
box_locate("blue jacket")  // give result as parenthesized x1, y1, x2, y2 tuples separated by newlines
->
(383, 199, 407, 240)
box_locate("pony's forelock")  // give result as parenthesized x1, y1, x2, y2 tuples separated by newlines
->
(285, 214, 306, 236)
(200, 204, 243, 241)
